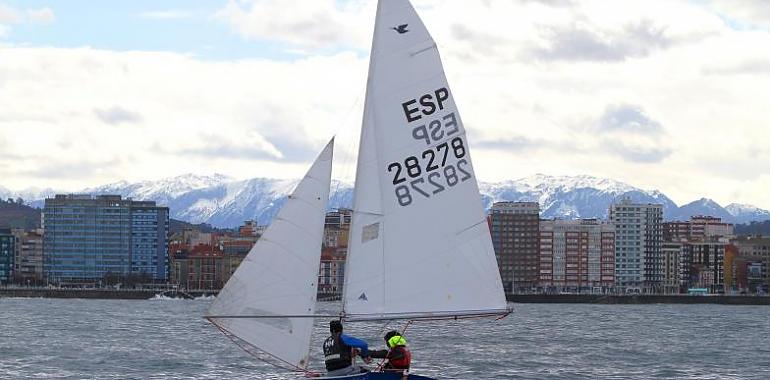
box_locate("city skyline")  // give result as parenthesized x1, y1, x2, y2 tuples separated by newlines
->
(2, 0, 770, 210)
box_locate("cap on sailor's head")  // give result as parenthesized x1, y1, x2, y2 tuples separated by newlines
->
(384, 330, 399, 341)
(330, 320, 343, 333)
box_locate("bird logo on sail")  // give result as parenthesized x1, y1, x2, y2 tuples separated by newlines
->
(392, 24, 409, 34)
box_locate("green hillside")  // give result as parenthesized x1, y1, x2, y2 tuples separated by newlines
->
(0, 199, 41, 229)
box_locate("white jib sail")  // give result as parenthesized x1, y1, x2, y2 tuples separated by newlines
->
(342, 0, 508, 321)
(207, 139, 334, 369)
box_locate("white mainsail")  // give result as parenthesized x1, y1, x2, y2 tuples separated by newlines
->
(206, 139, 334, 369)
(342, 0, 508, 321)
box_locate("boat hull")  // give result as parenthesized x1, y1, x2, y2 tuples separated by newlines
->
(317, 373, 435, 380)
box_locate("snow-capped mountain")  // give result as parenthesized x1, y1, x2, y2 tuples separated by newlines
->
(673, 198, 734, 222)
(479, 174, 679, 220)
(83, 173, 234, 205)
(3, 173, 769, 228)
(726, 203, 770, 224)
(166, 178, 352, 227)
(3, 187, 61, 208)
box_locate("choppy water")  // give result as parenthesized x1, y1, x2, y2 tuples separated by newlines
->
(1, 298, 769, 379)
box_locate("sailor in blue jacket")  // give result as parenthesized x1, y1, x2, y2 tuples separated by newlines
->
(323, 320, 372, 375)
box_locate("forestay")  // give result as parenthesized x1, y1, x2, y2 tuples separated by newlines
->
(206, 139, 334, 369)
(343, 0, 508, 321)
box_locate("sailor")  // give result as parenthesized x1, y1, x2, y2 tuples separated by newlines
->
(370, 330, 412, 373)
(323, 320, 372, 376)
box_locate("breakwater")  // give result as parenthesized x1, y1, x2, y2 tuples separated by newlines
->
(508, 294, 770, 305)
(0, 288, 217, 300)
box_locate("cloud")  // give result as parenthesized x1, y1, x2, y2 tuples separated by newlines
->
(19, 159, 123, 180)
(597, 104, 662, 135)
(2, 0, 770, 209)
(703, 59, 770, 75)
(608, 143, 672, 164)
(214, 0, 372, 50)
(0, 4, 20, 23)
(710, 0, 770, 29)
(94, 106, 142, 125)
(0, 4, 54, 38)
(518, 0, 574, 6)
(476, 135, 584, 156)
(27, 7, 55, 24)
(0, 4, 20, 37)
(477, 136, 548, 151)
(593, 104, 670, 163)
(0, 46, 367, 191)
(174, 132, 284, 161)
(530, 20, 670, 62)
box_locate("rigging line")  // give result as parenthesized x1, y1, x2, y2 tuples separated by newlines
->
(455, 218, 490, 236)
(409, 43, 437, 57)
(208, 319, 319, 377)
(373, 320, 393, 371)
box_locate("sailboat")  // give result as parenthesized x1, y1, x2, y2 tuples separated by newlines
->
(206, 1, 510, 378)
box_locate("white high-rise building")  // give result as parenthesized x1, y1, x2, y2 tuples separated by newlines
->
(609, 198, 663, 292)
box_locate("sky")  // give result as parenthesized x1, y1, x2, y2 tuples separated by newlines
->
(1, 0, 769, 209)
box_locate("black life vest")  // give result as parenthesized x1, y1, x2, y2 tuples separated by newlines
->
(323, 334, 352, 371)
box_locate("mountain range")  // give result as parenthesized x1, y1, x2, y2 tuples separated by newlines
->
(2, 174, 769, 228)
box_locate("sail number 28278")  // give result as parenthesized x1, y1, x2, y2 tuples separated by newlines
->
(386, 137, 472, 207)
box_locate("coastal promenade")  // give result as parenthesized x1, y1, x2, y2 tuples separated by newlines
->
(0, 287, 215, 300)
(2, 287, 769, 304)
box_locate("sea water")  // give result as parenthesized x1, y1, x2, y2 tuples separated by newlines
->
(1, 298, 768, 379)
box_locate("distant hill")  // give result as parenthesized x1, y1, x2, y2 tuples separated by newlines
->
(735, 221, 770, 236)
(0, 199, 41, 229)
(169, 218, 232, 235)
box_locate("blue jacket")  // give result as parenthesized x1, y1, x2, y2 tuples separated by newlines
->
(340, 333, 369, 357)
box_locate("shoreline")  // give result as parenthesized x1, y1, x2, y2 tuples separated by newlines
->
(2, 288, 769, 304)
(0, 288, 216, 300)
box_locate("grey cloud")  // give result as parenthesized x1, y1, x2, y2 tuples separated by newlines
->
(531, 20, 669, 62)
(450, 23, 509, 62)
(19, 159, 121, 179)
(477, 128, 671, 164)
(597, 104, 662, 135)
(94, 106, 142, 125)
(608, 143, 671, 164)
(477, 135, 582, 154)
(477, 136, 549, 151)
(178, 144, 279, 161)
(703, 60, 770, 76)
(259, 135, 318, 163)
(516, 0, 574, 6)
